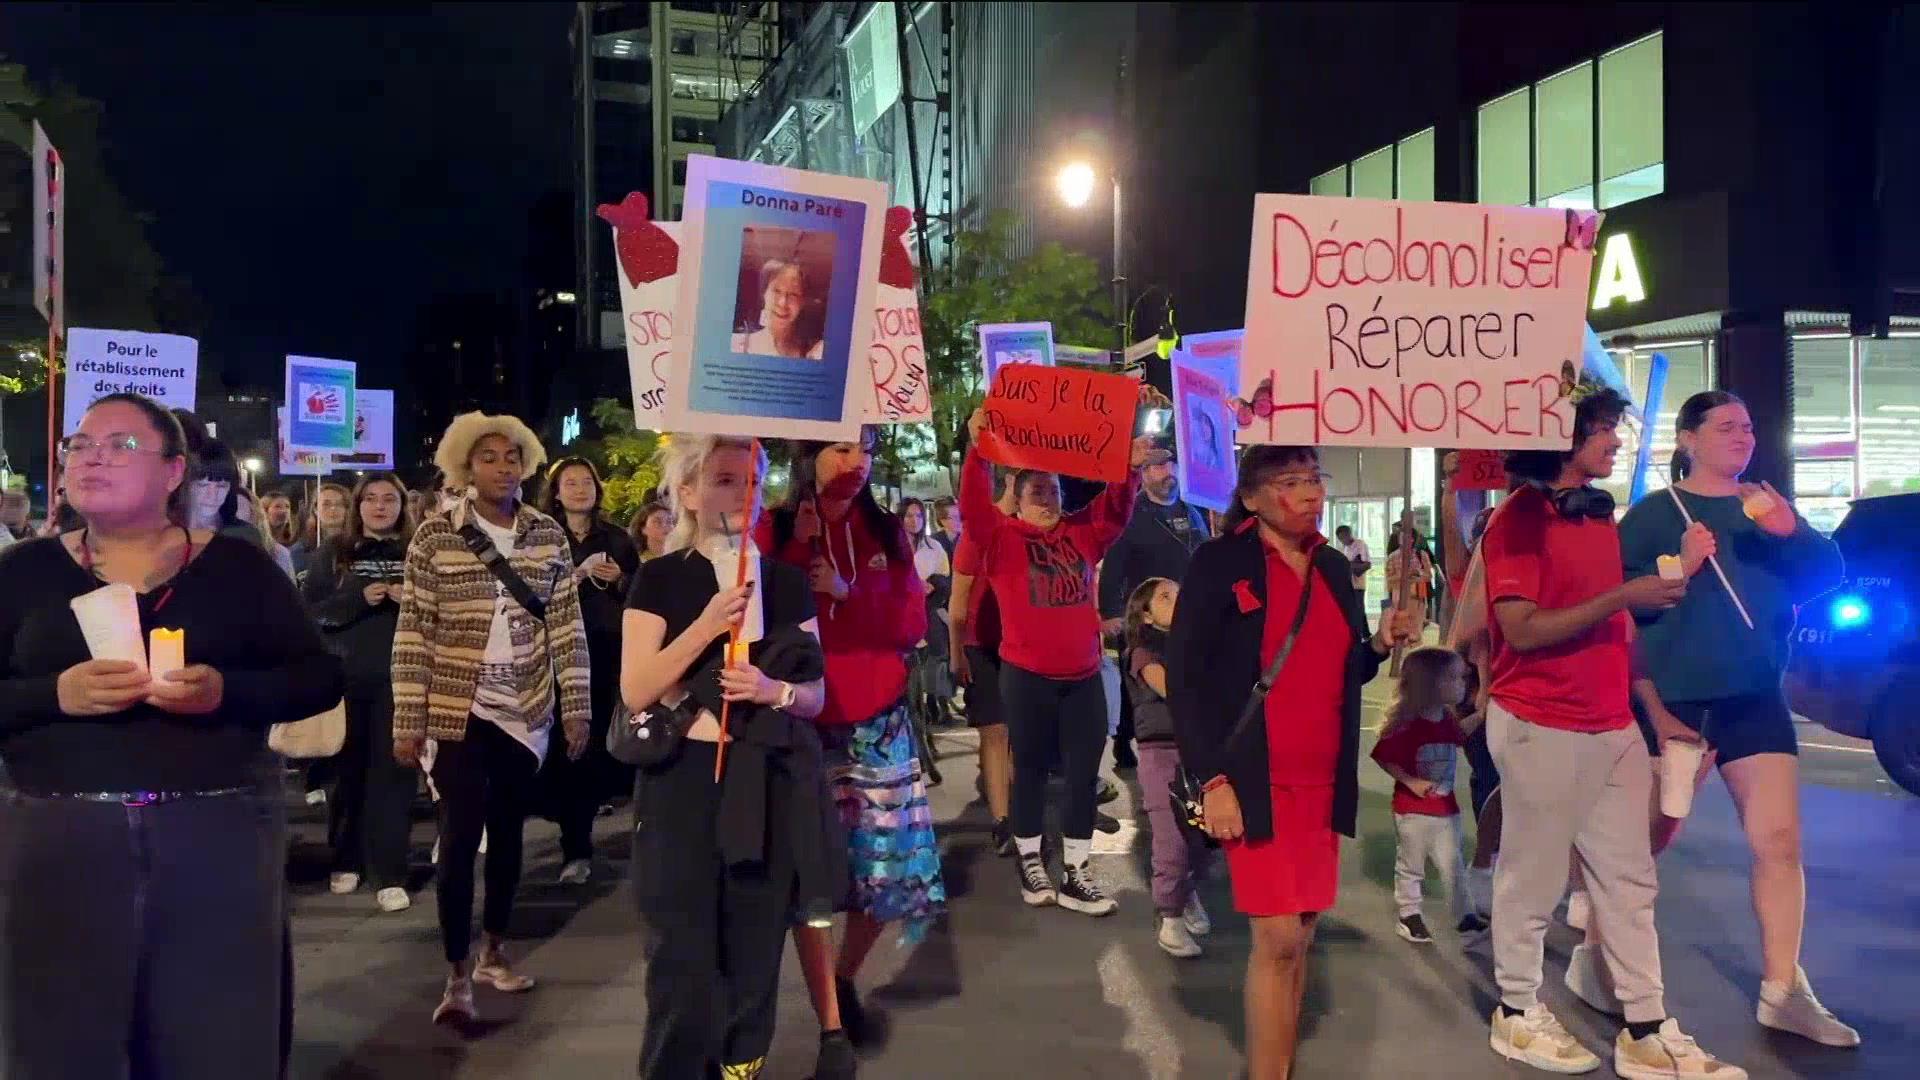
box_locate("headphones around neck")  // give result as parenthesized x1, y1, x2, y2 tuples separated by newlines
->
(1525, 479, 1616, 521)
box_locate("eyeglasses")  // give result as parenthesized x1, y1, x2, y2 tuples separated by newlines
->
(58, 433, 168, 466)
(1255, 471, 1332, 495)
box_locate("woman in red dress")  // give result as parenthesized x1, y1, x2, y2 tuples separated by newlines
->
(1167, 445, 1412, 1080)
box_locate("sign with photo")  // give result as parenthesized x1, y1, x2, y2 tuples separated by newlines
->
(276, 407, 331, 477)
(60, 328, 198, 436)
(977, 321, 1054, 390)
(334, 388, 394, 469)
(1239, 195, 1599, 450)
(976, 363, 1139, 484)
(864, 206, 932, 424)
(664, 154, 883, 441)
(284, 355, 357, 455)
(1170, 346, 1239, 512)
(598, 192, 680, 422)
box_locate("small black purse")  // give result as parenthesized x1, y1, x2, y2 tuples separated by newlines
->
(606, 698, 694, 768)
(1168, 562, 1317, 849)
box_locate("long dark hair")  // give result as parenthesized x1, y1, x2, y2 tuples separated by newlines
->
(1503, 387, 1632, 486)
(899, 497, 938, 552)
(92, 392, 193, 525)
(629, 499, 669, 551)
(302, 482, 352, 548)
(1670, 390, 1746, 482)
(1382, 646, 1465, 737)
(1220, 444, 1320, 534)
(193, 437, 243, 528)
(776, 429, 911, 564)
(331, 472, 415, 573)
(259, 489, 298, 546)
(540, 456, 604, 525)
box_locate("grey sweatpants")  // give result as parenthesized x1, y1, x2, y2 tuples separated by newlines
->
(1487, 703, 1665, 1023)
(1392, 812, 1467, 921)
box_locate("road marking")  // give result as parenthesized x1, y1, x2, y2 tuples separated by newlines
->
(1098, 941, 1183, 1080)
(1802, 740, 1875, 755)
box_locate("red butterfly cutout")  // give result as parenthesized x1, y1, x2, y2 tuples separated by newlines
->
(1563, 209, 1600, 252)
(595, 192, 679, 288)
(879, 206, 917, 290)
(1233, 378, 1276, 429)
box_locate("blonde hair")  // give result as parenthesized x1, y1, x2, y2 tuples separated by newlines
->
(1382, 645, 1464, 737)
(656, 434, 767, 553)
(433, 411, 548, 492)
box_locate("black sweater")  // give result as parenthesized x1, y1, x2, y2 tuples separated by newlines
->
(0, 534, 344, 792)
(1097, 494, 1207, 619)
(1166, 529, 1383, 840)
(303, 535, 409, 698)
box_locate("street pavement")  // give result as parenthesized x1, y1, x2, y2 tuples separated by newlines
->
(287, 693, 1920, 1079)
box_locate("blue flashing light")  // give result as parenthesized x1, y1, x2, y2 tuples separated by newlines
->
(1830, 594, 1871, 629)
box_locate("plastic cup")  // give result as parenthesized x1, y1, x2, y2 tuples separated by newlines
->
(69, 583, 148, 670)
(1659, 740, 1706, 818)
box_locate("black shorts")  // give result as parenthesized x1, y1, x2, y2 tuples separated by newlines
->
(964, 645, 1005, 729)
(1667, 691, 1798, 766)
(1464, 727, 1499, 818)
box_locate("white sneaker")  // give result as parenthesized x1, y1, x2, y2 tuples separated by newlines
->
(1181, 894, 1212, 937)
(375, 887, 411, 913)
(1489, 1004, 1601, 1074)
(1565, 888, 1591, 931)
(557, 858, 592, 885)
(1157, 916, 1202, 958)
(1614, 1018, 1748, 1080)
(1564, 943, 1623, 1017)
(432, 975, 475, 1025)
(1757, 967, 1860, 1047)
(329, 872, 361, 895)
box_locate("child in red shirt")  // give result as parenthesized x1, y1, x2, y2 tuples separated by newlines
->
(1370, 646, 1481, 944)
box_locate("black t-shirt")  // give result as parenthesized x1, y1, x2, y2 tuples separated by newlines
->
(0, 533, 344, 792)
(564, 518, 642, 640)
(624, 548, 816, 677)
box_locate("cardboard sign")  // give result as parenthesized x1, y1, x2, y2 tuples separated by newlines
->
(61, 329, 198, 436)
(597, 193, 680, 422)
(865, 207, 932, 423)
(276, 407, 331, 477)
(334, 388, 394, 469)
(284, 355, 357, 454)
(977, 364, 1139, 483)
(1449, 449, 1508, 491)
(1170, 349, 1239, 512)
(1240, 196, 1599, 450)
(665, 154, 883, 441)
(977, 321, 1054, 390)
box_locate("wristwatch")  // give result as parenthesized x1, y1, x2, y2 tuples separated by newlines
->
(776, 681, 797, 710)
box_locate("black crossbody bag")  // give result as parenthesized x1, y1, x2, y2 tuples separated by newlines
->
(457, 521, 568, 726)
(1168, 563, 1317, 849)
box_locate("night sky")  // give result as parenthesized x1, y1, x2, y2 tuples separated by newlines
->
(3, 4, 572, 389)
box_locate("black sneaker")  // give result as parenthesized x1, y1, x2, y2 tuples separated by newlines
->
(1017, 852, 1056, 907)
(1112, 739, 1138, 771)
(834, 976, 873, 1047)
(1396, 913, 1434, 944)
(1093, 810, 1122, 834)
(1057, 863, 1117, 916)
(812, 1029, 857, 1080)
(1095, 779, 1120, 805)
(1457, 912, 1491, 935)
(991, 818, 1016, 858)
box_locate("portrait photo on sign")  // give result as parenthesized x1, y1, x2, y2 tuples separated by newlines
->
(731, 226, 834, 361)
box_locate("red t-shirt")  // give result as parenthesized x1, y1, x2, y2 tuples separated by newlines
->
(1370, 714, 1465, 816)
(1261, 540, 1349, 786)
(1481, 485, 1632, 732)
(950, 531, 1001, 651)
(958, 448, 1139, 680)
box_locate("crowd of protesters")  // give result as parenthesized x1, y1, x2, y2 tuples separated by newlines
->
(0, 375, 1866, 1080)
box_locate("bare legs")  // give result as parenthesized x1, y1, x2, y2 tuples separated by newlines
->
(1720, 753, 1805, 987)
(1246, 913, 1318, 1080)
(979, 722, 1012, 821)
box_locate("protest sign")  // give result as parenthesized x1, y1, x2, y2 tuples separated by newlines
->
(1240, 196, 1599, 450)
(60, 329, 198, 436)
(597, 193, 680, 422)
(865, 207, 932, 423)
(976, 363, 1138, 484)
(277, 407, 331, 477)
(334, 388, 394, 469)
(665, 154, 883, 441)
(977, 321, 1054, 389)
(1449, 449, 1508, 491)
(1170, 347, 1239, 512)
(284, 355, 357, 455)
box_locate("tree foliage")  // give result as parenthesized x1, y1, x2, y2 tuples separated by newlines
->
(580, 397, 665, 526)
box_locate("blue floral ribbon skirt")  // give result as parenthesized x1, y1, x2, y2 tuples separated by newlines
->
(819, 701, 947, 944)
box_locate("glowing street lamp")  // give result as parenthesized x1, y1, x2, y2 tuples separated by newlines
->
(1055, 161, 1097, 209)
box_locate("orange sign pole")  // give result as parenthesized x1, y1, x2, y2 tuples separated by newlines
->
(713, 439, 759, 783)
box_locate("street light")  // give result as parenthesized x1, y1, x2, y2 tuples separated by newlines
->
(243, 456, 264, 474)
(1056, 157, 1125, 359)
(1055, 161, 1097, 209)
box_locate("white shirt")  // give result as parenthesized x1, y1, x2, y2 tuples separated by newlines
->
(912, 539, 949, 584)
(466, 512, 550, 764)
(1339, 538, 1370, 580)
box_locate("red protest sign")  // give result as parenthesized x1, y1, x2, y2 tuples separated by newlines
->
(1450, 448, 1508, 491)
(978, 363, 1138, 483)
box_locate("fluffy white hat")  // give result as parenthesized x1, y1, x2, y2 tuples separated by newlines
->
(434, 411, 548, 490)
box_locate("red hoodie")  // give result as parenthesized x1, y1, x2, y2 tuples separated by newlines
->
(757, 508, 927, 726)
(959, 447, 1140, 680)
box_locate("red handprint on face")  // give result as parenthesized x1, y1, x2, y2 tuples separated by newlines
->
(879, 206, 917, 290)
(595, 192, 678, 288)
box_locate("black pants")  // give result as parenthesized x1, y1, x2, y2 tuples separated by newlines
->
(331, 692, 417, 887)
(632, 741, 794, 1079)
(1001, 663, 1108, 842)
(538, 632, 630, 862)
(0, 787, 286, 1079)
(431, 717, 540, 965)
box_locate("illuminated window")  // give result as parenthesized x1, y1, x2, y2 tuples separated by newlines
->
(1477, 88, 1530, 206)
(1600, 33, 1665, 208)
(1535, 61, 1594, 208)
(1396, 128, 1435, 202)
(1310, 127, 1434, 200)
(1351, 146, 1393, 199)
(1478, 31, 1664, 210)
(1310, 166, 1348, 197)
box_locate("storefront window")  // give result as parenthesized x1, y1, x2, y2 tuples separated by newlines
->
(1311, 165, 1348, 197)
(1397, 128, 1435, 202)
(1599, 32, 1665, 208)
(1790, 335, 1856, 532)
(1601, 341, 1712, 507)
(1535, 61, 1594, 209)
(1478, 88, 1530, 206)
(1859, 337, 1920, 497)
(1352, 145, 1394, 199)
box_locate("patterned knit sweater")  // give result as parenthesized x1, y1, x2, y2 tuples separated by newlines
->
(391, 499, 592, 743)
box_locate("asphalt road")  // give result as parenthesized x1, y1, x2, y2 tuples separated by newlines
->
(285, 704, 1919, 1079)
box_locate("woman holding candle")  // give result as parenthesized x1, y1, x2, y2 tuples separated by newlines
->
(620, 434, 844, 1080)
(1612, 390, 1857, 1047)
(0, 392, 342, 1077)
(759, 427, 946, 1057)
(305, 472, 417, 913)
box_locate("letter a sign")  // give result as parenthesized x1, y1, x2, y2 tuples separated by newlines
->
(1589, 233, 1646, 311)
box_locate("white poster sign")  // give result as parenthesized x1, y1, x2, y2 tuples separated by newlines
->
(863, 206, 931, 423)
(61, 329, 199, 436)
(335, 388, 394, 469)
(598, 192, 681, 422)
(1240, 196, 1599, 449)
(665, 154, 883, 441)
